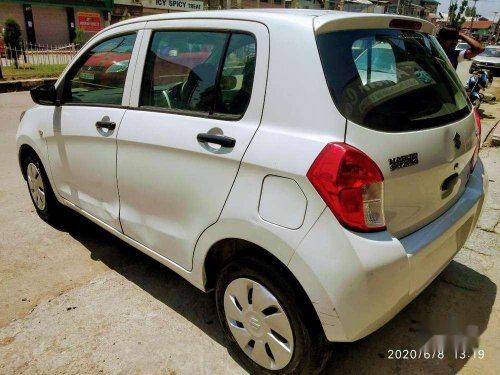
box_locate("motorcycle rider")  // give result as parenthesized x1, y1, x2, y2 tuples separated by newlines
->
(437, 27, 484, 69)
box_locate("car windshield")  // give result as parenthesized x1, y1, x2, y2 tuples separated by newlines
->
(480, 48, 500, 57)
(316, 29, 471, 132)
(456, 43, 470, 50)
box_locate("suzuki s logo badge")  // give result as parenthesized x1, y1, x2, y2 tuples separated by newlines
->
(453, 132, 462, 149)
(249, 317, 261, 330)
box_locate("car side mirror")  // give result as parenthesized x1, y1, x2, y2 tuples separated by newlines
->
(30, 84, 59, 106)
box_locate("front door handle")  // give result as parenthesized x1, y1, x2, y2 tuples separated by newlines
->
(96, 120, 116, 130)
(197, 133, 236, 148)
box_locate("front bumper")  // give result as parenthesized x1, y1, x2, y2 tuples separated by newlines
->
(289, 159, 487, 342)
(470, 62, 500, 75)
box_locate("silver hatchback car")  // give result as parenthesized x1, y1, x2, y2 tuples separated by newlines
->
(18, 10, 487, 374)
(470, 45, 500, 76)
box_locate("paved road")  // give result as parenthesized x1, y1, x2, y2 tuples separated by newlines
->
(457, 60, 472, 85)
(0, 87, 498, 375)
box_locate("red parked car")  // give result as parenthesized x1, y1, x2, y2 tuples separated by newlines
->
(0, 35, 6, 58)
(77, 35, 211, 87)
(77, 34, 135, 87)
(78, 51, 132, 86)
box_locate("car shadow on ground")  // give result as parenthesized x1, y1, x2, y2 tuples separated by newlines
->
(50, 208, 226, 347)
(478, 108, 496, 120)
(49, 209, 496, 375)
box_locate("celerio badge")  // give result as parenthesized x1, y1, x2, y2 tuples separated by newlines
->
(389, 153, 419, 171)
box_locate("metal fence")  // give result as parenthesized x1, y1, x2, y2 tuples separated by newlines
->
(0, 43, 79, 79)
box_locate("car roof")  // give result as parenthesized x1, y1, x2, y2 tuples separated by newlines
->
(107, 8, 430, 31)
(108, 9, 331, 29)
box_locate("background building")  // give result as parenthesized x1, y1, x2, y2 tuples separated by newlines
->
(343, 0, 384, 14)
(1, 0, 454, 47)
(0, 0, 113, 45)
(0, 0, 212, 45)
(206, 0, 285, 10)
(461, 19, 493, 41)
(111, 0, 205, 24)
(112, 0, 298, 21)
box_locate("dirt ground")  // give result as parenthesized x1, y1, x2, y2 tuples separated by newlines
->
(0, 81, 498, 374)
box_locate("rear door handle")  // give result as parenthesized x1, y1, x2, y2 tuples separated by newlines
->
(197, 133, 236, 148)
(95, 120, 116, 130)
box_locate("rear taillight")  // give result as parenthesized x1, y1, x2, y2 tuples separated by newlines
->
(474, 108, 482, 138)
(471, 109, 481, 171)
(307, 143, 386, 232)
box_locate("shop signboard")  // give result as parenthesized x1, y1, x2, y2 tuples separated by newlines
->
(150, 0, 204, 11)
(78, 12, 102, 31)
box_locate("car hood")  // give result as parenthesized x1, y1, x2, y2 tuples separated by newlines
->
(472, 56, 500, 64)
(84, 52, 131, 68)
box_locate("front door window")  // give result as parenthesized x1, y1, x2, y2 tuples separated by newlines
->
(64, 33, 137, 106)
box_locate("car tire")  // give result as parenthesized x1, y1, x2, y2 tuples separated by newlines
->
(23, 152, 62, 222)
(215, 256, 331, 375)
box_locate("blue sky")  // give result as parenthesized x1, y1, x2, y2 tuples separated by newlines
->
(437, 0, 499, 21)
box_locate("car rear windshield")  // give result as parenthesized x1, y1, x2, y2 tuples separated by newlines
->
(316, 29, 471, 132)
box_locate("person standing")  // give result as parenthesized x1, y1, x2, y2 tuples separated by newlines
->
(436, 27, 485, 69)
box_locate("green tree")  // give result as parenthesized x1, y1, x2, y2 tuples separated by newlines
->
(73, 29, 85, 48)
(448, 0, 468, 28)
(3, 17, 22, 68)
(465, 6, 476, 18)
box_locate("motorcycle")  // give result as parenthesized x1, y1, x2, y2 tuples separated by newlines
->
(465, 69, 494, 109)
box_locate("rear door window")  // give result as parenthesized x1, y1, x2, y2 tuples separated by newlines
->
(317, 29, 471, 132)
(214, 33, 256, 118)
(141, 31, 227, 114)
(140, 31, 256, 119)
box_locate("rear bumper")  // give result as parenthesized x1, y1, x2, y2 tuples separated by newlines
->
(289, 159, 487, 342)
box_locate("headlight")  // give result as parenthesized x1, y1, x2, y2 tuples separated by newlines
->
(19, 110, 26, 122)
(105, 60, 130, 73)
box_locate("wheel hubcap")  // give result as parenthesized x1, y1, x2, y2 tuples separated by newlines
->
(27, 163, 46, 211)
(223, 278, 294, 370)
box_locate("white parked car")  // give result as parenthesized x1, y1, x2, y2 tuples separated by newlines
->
(470, 45, 500, 76)
(17, 10, 487, 374)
